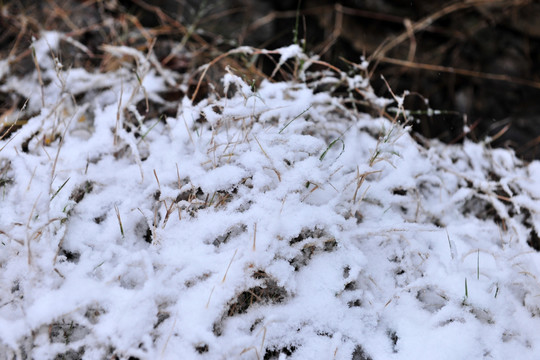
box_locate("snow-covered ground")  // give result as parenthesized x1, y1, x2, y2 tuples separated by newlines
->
(1, 32, 540, 360)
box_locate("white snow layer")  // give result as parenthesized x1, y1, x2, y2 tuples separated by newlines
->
(1, 33, 540, 360)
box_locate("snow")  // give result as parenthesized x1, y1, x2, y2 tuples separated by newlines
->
(1, 31, 540, 360)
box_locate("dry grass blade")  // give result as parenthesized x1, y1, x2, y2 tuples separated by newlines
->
(115, 82, 123, 146)
(489, 123, 511, 143)
(114, 204, 124, 238)
(31, 46, 45, 107)
(253, 223, 257, 251)
(153, 169, 161, 190)
(130, 0, 208, 47)
(519, 135, 540, 155)
(253, 135, 269, 159)
(190, 49, 249, 103)
(176, 163, 181, 189)
(253, 135, 282, 181)
(317, 4, 343, 57)
(50, 177, 70, 201)
(353, 169, 381, 203)
(403, 18, 416, 62)
(161, 200, 176, 229)
(222, 249, 238, 283)
(309, 59, 342, 74)
(279, 106, 312, 134)
(26, 193, 42, 265)
(0, 122, 18, 151)
(206, 286, 216, 308)
(190, 46, 300, 102)
(379, 56, 540, 90)
(449, 118, 481, 145)
(239, 346, 260, 360)
(50, 103, 76, 190)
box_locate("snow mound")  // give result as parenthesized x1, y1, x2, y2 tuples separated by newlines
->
(1, 32, 540, 360)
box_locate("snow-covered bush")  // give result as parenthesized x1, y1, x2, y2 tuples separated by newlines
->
(1, 31, 540, 360)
